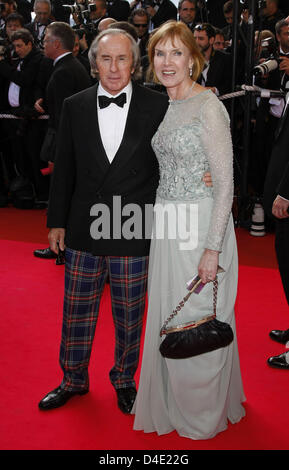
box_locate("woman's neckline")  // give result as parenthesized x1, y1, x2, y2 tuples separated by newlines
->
(168, 88, 211, 104)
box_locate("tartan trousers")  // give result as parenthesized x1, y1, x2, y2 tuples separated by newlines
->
(59, 247, 149, 392)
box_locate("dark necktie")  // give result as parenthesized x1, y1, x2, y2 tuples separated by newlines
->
(98, 93, 126, 109)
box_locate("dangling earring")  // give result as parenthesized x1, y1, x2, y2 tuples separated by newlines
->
(189, 66, 193, 78)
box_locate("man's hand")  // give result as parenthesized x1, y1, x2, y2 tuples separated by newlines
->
(34, 98, 45, 114)
(48, 228, 66, 254)
(272, 195, 289, 219)
(279, 57, 289, 76)
(203, 171, 212, 187)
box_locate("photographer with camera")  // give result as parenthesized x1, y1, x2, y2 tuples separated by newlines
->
(87, 0, 107, 27)
(25, 0, 53, 49)
(249, 19, 289, 236)
(276, 18, 289, 79)
(253, 20, 289, 134)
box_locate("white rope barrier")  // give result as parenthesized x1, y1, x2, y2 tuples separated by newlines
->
(0, 113, 49, 119)
(219, 85, 285, 101)
(0, 85, 285, 119)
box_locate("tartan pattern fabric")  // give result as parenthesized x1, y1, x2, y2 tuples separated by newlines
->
(60, 248, 149, 392)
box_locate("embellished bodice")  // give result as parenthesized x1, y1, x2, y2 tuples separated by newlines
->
(152, 90, 234, 251)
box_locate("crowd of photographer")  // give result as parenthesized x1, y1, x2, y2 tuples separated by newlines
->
(0, 0, 289, 225)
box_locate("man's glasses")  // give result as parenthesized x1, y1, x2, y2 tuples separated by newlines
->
(133, 23, 148, 28)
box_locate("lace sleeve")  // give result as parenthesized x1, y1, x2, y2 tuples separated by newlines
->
(200, 93, 234, 251)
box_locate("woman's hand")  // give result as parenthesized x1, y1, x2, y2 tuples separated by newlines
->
(198, 248, 219, 284)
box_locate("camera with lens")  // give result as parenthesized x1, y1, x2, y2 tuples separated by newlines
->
(74, 23, 97, 47)
(62, 1, 98, 42)
(62, 1, 96, 23)
(253, 36, 281, 77)
(62, 1, 86, 17)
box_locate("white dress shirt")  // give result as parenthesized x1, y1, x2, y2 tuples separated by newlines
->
(8, 61, 22, 107)
(97, 82, 132, 163)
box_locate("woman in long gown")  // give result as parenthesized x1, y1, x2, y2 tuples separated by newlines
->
(132, 21, 246, 440)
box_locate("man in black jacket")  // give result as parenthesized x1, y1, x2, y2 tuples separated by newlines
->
(24, 0, 52, 49)
(37, 28, 169, 414)
(264, 77, 289, 370)
(194, 22, 232, 98)
(35, 22, 91, 135)
(0, 28, 45, 199)
(178, 0, 198, 32)
(0, 28, 42, 110)
(129, 8, 149, 58)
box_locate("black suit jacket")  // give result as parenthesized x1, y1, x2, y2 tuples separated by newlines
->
(47, 83, 169, 256)
(263, 106, 289, 216)
(278, 162, 289, 201)
(151, 0, 177, 28)
(199, 49, 232, 97)
(0, 46, 43, 110)
(45, 53, 91, 131)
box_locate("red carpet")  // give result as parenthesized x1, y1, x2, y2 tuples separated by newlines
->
(1, 208, 289, 450)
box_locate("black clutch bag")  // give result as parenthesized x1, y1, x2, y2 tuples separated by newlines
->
(159, 272, 234, 359)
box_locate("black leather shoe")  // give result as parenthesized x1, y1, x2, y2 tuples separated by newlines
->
(34, 247, 57, 259)
(267, 352, 289, 369)
(116, 387, 137, 414)
(38, 386, 88, 410)
(269, 328, 289, 345)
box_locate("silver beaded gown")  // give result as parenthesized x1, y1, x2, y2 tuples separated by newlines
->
(132, 90, 246, 440)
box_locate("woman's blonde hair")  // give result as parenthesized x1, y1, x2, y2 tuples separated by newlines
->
(147, 20, 205, 83)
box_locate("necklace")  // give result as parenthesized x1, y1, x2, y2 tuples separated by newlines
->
(169, 81, 196, 103)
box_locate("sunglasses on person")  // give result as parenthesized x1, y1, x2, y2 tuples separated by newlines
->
(133, 23, 148, 28)
(194, 24, 205, 31)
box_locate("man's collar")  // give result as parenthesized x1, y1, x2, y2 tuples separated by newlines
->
(53, 51, 72, 66)
(280, 47, 289, 56)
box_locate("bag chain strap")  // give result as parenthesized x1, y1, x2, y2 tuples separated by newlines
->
(160, 278, 218, 337)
